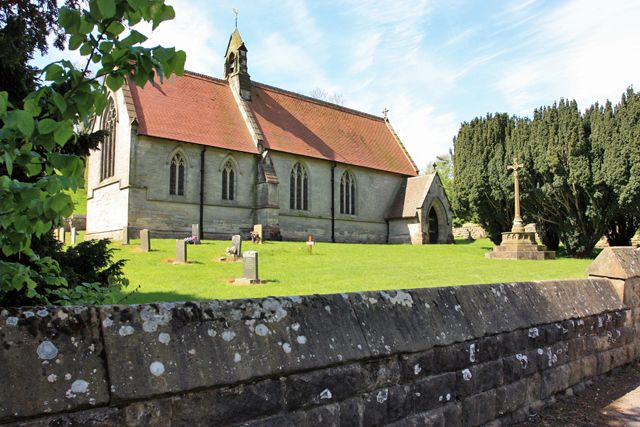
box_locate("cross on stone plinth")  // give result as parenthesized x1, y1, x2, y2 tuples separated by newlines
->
(382, 107, 389, 119)
(507, 158, 525, 233)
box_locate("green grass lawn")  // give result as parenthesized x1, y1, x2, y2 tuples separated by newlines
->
(67, 187, 87, 215)
(108, 238, 594, 304)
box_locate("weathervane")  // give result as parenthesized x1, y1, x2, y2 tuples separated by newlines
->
(233, 8, 239, 28)
(382, 107, 389, 119)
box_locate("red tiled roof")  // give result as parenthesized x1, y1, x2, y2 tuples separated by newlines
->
(251, 83, 418, 176)
(128, 73, 258, 154)
(128, 72, 418, 176)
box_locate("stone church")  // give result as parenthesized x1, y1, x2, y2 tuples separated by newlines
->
(85, 29, 453, 244)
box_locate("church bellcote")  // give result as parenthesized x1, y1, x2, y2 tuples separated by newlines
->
(224, 29, 252, 101)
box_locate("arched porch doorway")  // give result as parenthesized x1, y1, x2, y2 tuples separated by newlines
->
(428, 207, 439, 243)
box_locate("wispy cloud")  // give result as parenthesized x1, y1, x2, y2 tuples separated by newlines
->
(443, 27, 478, 47)
(140, 0, 221, 76)
(495, 0, 640, 114)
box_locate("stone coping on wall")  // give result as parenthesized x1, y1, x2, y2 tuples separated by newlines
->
(0, 275, 630, 425)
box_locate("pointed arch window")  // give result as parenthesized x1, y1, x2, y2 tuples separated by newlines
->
(100, 98, 117, 181)
(222, 160, 236, 200)
(169, 153, 186, 195)
(340, 171, 356, 215)
(290, 162, 308, 210)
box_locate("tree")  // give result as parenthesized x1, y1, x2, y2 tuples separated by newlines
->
(602, 89, 640, 245)
(455, 91, 640, 257)
(0, 0, 186, 305)
(0, 0, 79, 105)
(454, 113, 516, 244)
(309, 87, 345, 106)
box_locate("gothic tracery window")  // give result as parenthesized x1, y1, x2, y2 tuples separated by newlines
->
(290, 162, 308, 210)
(340, 171, 356, 215)
(169, 152, 186, 195)
(100, 98, 117, 181)
(222, 160, 235, 200)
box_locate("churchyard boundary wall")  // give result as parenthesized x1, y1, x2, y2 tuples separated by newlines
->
(2, 247, 640, 426)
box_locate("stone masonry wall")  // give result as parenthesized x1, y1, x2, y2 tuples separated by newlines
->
(2, 247, 640, 426)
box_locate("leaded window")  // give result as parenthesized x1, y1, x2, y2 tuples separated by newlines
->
(222, 160, 235, 200)
(100, 98, 117, 181)
(340, 171, 356, 215)
(170, 153, 186, 195)
(290, 162, 308, 210)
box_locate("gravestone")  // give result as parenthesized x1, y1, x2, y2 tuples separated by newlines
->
(191, 224, 201, 244)
(70, 227, 77, 245)
(58, 227, 66, 244)
(243, 251, 259, 281)
(226, 234, 241, 257)
(140, 229, 151, 252)
(176, 239, 187, 263)
(252, 224, 263, 243)
(122, 227, 129, 245)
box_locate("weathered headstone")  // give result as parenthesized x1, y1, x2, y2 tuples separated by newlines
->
(58, 227, 66, 243)
(122, 227, 130, 245)
(70, 227, 77, 245)
(252, 224, 263, 243)
(191, 224, 201, 244)
(176, 239, 187, 263)
(140, 229, 151, 252)
(243, 251, 259, 281)
(225, 235, 242, 260)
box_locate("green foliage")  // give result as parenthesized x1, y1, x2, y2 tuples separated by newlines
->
(454, 89, 640, 257)
(454, 113, 516, 244)
(0, 1, 79, 105)
(0, 0, 185, 306)
(599, 89, 640, 245)
(49, 239, 128, 305)
(0, 235, 127, 306)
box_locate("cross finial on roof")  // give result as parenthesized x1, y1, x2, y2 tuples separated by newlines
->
(382, 107, 389, 119)
(233, 8, 239, 28)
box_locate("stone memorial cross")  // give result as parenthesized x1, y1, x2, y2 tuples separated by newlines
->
(70, 227, 77, 245)
(507, 158, 525, 233)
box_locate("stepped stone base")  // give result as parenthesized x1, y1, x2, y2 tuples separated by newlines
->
(486, 231, 556, 260)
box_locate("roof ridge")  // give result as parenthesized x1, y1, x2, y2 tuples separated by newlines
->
(183, 70, 228, 84)
(252, 81, 385, 122)
(181, 70, 386, 122)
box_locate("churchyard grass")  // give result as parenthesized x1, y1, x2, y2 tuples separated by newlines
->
(109, 238, 593, 304)
(67, 187, 87, 215)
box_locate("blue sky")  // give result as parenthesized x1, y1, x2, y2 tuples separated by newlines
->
(35, 0, 640, 170)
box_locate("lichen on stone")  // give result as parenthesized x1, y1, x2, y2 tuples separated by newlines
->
(37, 341, 58, 360)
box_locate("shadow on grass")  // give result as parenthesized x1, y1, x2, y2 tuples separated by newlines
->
(119, 291, 204, 304)
(453, 239, 478, 245)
